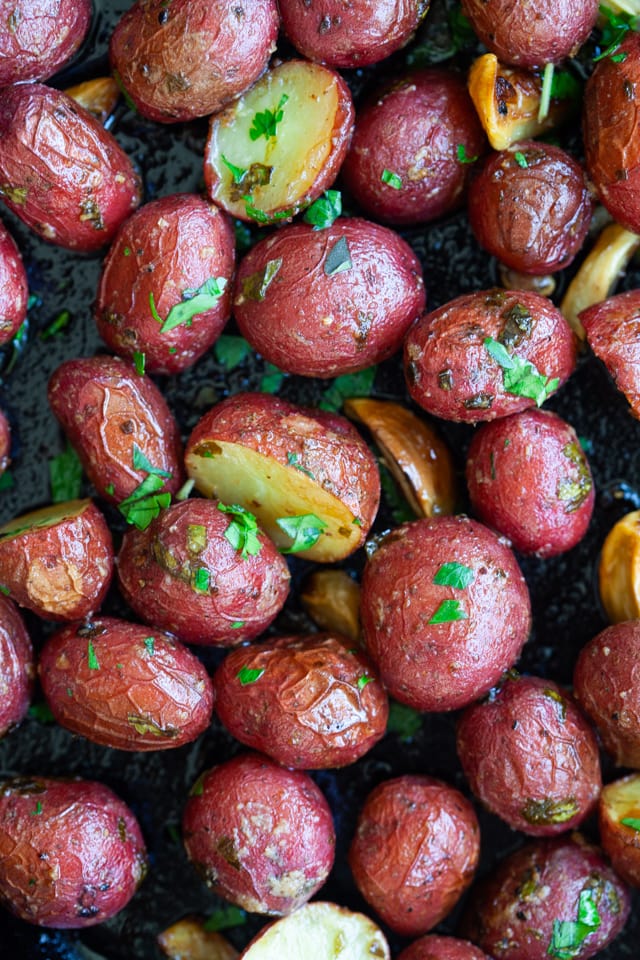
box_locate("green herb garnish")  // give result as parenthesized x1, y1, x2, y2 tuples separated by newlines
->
(379, 461, 414, 524)
(30, 801, 43, 816)
(231, 620, 245, 629)
(433, 562, 475, 589)
(149, 290, 162, 324)
(49, 443, 83, 503)
(428, 599, 468, 624)
(40, 309, 71, 341)
(133, 351, 145, 375)
(548, 888, 601, 959)
(324, 236, 352, 276)
(387, 700, 422, 741)
(456, 143, 478, 164)
(157, 277, 227, 334)
(132, 444, 171, 478)
(0, 472, 13, 492)
(28, 702, 55, 724)
(514, 151, 528, 168)
(221, 154, 247, 184)
(381, 169, 403, 189)
(303, 189, 342, 229)
(621, 817, 640, 830)
(286, 452, 315, 479)
(218, 503, 262, 559)
(319, 366, 377, 412)
(538, 61, 555, 122)
(357, 675, 373, 690)
(484, 337, 559, 406)
(260, 362, 284, 394)
(214, 334, 252, 370)
(241, 258, 282, 301)
(193, 567, 210, 592)
(237, 666, 265, 685)
(242, 196, 293, 223)
(118, 474, 171, 530)
(87, 639, 100, 670)
(143, 637, 155, 656)
(0, 585, 9, 595)
(276, 513, 328, 553)
(203, 905, 247, 932)
(249, 94, 288, 140)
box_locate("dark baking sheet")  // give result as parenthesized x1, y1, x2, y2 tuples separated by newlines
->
(0, 1, 639, 956)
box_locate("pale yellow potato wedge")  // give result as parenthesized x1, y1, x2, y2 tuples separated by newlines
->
(599, 509, 640, 623)
(300, 569, 361, 643)
(158, 917, 238, 960)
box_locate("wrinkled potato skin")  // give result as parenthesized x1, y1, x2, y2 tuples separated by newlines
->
(573, 621, 640, 768)
(48, 355, 184, 503)
(468, 143, 593, 275)
(0, 776, 147, 928)
(117, 499, 290, 647)
(341, 69, 485, 225)
(0, 0, 91, 85)
(456, 675, 601, 836)
(0, 596, 33, 738)
(348, 775, 480, 937)
(0, 500, 113, 621)
(404, 288, 576, 423)
(397, 934, 490, 960)
(466, 409, 595, 557)
(598, 775, 640, 888)
(213, 633, 388, 768)
(460, 0, 599, 68)
(39, 617, 214, 751)
(361, 516, 531, 711)
(109, 0, 279, 123)
(461, 835, 631, 960)
(0, 409, 11, 475)
(581, 289, 640, 420)
(183, 753, 335, 915)
(233, 219, 425, 377)
(0, 84, 141, 251)
(96, 194, 234, 375)
(0, 219, 28, 346)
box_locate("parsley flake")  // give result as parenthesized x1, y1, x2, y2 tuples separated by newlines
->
(159, 277, 227, 334)
(132, 444, 172, 478)
(428, 599, 468, 624)
(30, 801, 43, 816)
(319, 366, 377, 412)
(203, 905, 247, 932)
(0, 585, 9, 595)
(357, 675, 373, 690)
(221, 154, 247, 184)
(276, 514, 328, 553)
(0, 472, 13, 492)
(621, 817, 640, 831)
(143, 637, 155, 656)
(133, 351, 145, 375)
(286, 452, 315, 479)
(324, 236, 352, 276)
(40, 309, 71, 341)
(193, 567, 210, 593)
(28, 702, 55, 724)
(381, 169, 402, 189)
(118, 474, 171, 530)
(514, 151, 528, 168)
(214, 334, 252, 370)
(548, 888, 601, 959)
(303, 190, 342, 229)
(87, 639, 100, 670)
(260, 361, 284, 394)
(242, 196, 293, 223)
(249, 94, 289, 140)
(218, 503, 262, 559)
(149, 290, 162, 324)
(49, 443, 83, 503)
(237, 665, 265, 685)
(387, 701, 422, 741)
(241, 258, 282, 301)
(484, 337, 559, 406)
(456, 143, 478, 164)
(231, 620, 245, 629)
(433, 562, 475, 590)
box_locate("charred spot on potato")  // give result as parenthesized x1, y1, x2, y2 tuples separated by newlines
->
(79, 198, 105, 230)
(0, 184, 27, 205)
(118, 817, 127, 842)
(76, 623, 108, 639)
(438, 369, 453, 390)
(229, 163, 273, 203)
(557, 442, 592, 512)
(216, 835, 241, 870)
(464, 393, 494, 410)
(499, 303, 533, 348)
(521, 797, 580, 825)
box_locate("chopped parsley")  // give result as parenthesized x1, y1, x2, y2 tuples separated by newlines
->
(260, 361, 284, 394)
(433, 562, 475, 590)
(214, 334, 252, 370)
(221, 154, 247, 184)
(118, 474, 171, 530)
(537, 61, 556, 122)
(218, 503, 262, 559)
(286, 452, 315, 479)
(49, 443, 83, 503)
(40, 309, 71, 341)
(428, 599, 468, 624)
(514, 151, 528, 168)
(241, 258, 282, 301)
(143, 637, 155, 656)
(357, 675, 373, 690)
(231, 620, 245, 629)
(154, 277, 227, 334)
(319, 366, 377, 412)
(87, 639, 100, 670)
(621, 817, 640, 830)
(105, 483, 115, 496)
(133, 351, 145, 375)
(0, 585, 9, 595)
(132, 444, 171, 478)
(0, 472, 13, 492)
(456, 143, 478, 164)
(249, 94, 289, 140)
(484, 337, 559, 406)
(30, 801, 43, 816)
(203, 905, 247, 932)
(594, 6, 639, 63)
(237, 665, 265, 685)
(149, 290, 162, 324)
(324, 236, 352, 276)
(387, 700, 422, 741)
(276, 513, 328, 553)
(28, 702, 55, 724)
(193, 567, 210, 592)
(242, 196, 293, 223)
(381, 168, 403, 189)
(548, 888, 601, 959)
(303, 189, 342, 229)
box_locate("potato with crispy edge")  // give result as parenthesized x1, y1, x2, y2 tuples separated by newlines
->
(0, 0, 91, 85)
(581, 289, 640, 420)
(598, 774, 640, 888)
(185, 392, 380, 562)
(397, 935, 490, 960)
(233, 218, 425, 377)
(0, 595, 33, 738)
(0, 499, 113, 622)
(204, 60, 354, 225)
(158, 917, 238, 960)
(0, 218, 28, 346)
(39, 617, 214, 751)
(183, 753, 335, 916)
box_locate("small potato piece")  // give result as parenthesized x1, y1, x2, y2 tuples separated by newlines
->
(0, 776, 147, 928)
(0, 218, 28, 346)
(573, 621, 640, 768)
(185, 392, 380, 562)
(39, 617, 214, 751)
(599, 509, 640, 623)
(397, 935, 490, 960)
(456, 675, 601, 836)
(0, 499, 113, 621)
(0, 83, 141, 251)
(183, 753, 335, 915)
(213, 633, 388, 769)
(158, 917, 238, 960)
(598, 774, 640, 887)
(48, 355, 184, 504)
(461, 834, 630, 960)
(96, 194, 234, 375)
(348, 775, 480, 937)
(239, 902, 389, 959)
(0, 0, 91, 85)
(0, 595, 33, 737)
(404, 288, 576, 423)
(0, 409, 11, 475)
(64, 77, 120, 124)
(581, 289, 640, 420)
(300, 569, 361, 642)
(204, 60, 354, 224)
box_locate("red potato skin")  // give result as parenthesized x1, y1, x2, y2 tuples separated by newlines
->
(460, 0, 599, 68)
(95, 194, 234, 375)
(404, 288, 576, 423)
(48, 355, 184, 504)
(581, 289, 640, 420)
(360, 516, 531, 711)
(0, 595, 33, 737)
(461, 835, 631, 960)
(0, 218, 28, 346)
(0, 776, 147, 928)
(213, 633, 388, 769)
(573, 621, 640, 768)
(0, 500, 113, 622)
(116, 499, 290, 647)
(396, 935, 490, 960)
(340, 69, 486, 225)
(456, 675, 601, 837)
(468, 142, 593, 275)
(0, 409, 10, 475)
(466, 409, 595, 557)
(348, 775, 480, 938)
(183, 752, 335, 915)
(598, 776, 640, 887)
(109, 0, 279, 123)
(233, 218, 425, 377)
(39, 617, 213, 751)
(0, 84, 141, 251)
(0, 0, 91, 85)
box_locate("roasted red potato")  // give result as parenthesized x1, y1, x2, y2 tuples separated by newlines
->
(0, 0, 91, 85)
(96, 194, 234, 375)
(348, 775, 480, 937)
(465, 408, 595, 557)
(109, 0, 279, 123)
(581, 289, 640, 420)
(0, 776, 147, 928)
(0, 595, 33, 738)
(48, 354, 184, 506)
(158, 917, 238, 960)
(397, 935, 490, 960)
(456, 674, 601, 836)
(461, 834, 630, 960)
(117, 499, 290, 647)
(0, 499, 113, 621)
(573, 621, 640, 769)
(183, 752, 335, 915)
(360, 516, 531, 711)
(0, 83, 141, 251)
(204, 60, 354, 224)
(404, 288, 576, 423)
(39, 617, 214, 751)
(468, 142, 593, 275)
(185, 392, 380, 562)
(0, 409, 10, 476)
(213, 633, 388, 768)
(0, 218, 28, 346)
(233, 218, 425, 377)
(598, 509, 640, 623)
(239, 902, 390, 958)
(341, 69, 485, 225)
(460, 0, 599, 68)
(598, 774, 640, 888)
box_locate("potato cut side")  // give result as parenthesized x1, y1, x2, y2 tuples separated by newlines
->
(158, 917, 238, 960)
(599, 509, 640, 623)
(0, 499, 91, 542)
(240, 902, 389, 959)
(601, 774, 640, 825)
(186, 443, 361, 562)
(65, 77, 120, 123)
(300, 569, 361, 643)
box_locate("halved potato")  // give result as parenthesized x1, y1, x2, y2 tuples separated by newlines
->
(65, 77, 120, 123)
(158, 917, 238, 960)
(599, 774, 640, 887)
(599, 510, 640, 623)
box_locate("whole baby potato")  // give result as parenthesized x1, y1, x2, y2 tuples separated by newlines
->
(0, 776, 147, 927)
(0, 0, 91, 85)
(397, 935, 490, 960)
(0, 409, 10, 475)
(581, 289, 640, 420)
(0, 595, 33, 738)
(0, 218, 27, 346)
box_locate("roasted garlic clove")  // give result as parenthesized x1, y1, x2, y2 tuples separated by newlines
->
(158, 917, 238, 960)
(599, 509, 640, 623)
(64, 77, 120, 123)
(300, 569, 361, 644)
(499, 264, 556, 297)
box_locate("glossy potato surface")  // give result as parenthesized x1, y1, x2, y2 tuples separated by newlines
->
(0, 0, 91, 85)
(0, 595, 33, 738)
(0, 218, 28, 346)
(581, 289, 640, 420)
(396, 935, 490, 960)
(598, 774, 640, 888)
